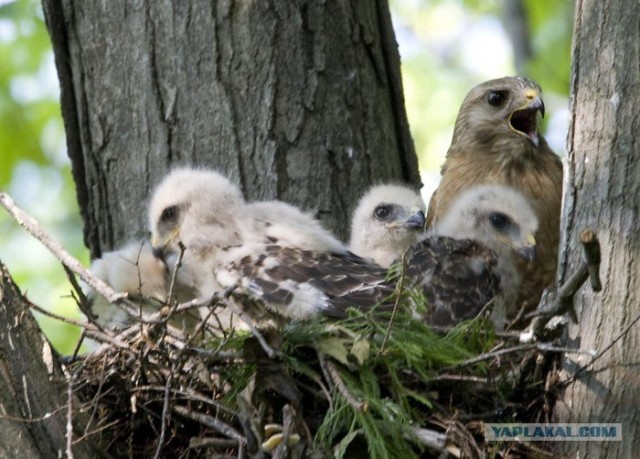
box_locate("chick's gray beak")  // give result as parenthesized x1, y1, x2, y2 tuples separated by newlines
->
(151, 244, 166, 260)
(404, 210, 426, 230)
(518, 245, 537, 263)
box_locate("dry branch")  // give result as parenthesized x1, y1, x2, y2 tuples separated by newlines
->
(523, 229, 602, 341)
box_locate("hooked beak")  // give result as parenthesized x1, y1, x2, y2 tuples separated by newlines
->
(509, 89, 545, 147)
(517, 233, 537, 263)
(386, 209, 426, 230)
(150, 229, 179, 260)
(151, 243, 166, 260)
(403, 209, 426, 230)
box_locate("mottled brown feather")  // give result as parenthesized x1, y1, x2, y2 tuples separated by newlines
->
(427, 77, 563, 312)
(228, 241, 500, 327)
(405, 236, 500, 326)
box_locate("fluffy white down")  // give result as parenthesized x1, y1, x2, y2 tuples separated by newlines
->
(430, 184, 539, 329)
(85, 241, 167, 329)
(349, 184, 425, 267)
(148, 167, 349, 324)
(241, 200, 346, 253)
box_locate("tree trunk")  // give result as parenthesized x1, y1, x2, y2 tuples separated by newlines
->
(43, 0, 419, 258)
(0, 262, 95, 457)
(554, 0, 640, 456)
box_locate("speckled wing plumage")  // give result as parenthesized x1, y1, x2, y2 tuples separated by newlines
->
(404, 236, 500, 326)
(427, 76, 562, 312)
(220, 245, 395, 321)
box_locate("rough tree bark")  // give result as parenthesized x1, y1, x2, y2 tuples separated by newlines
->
(554, 0, 640, 456)
(0, 0, 418, 452)
(43, 0, 419, 258)
(0, 263, 94, 456)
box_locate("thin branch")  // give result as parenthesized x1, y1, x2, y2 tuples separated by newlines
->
(378, 253, 407, 356)
(165, 242, 186, 308)
(322, 358, 367, 412)
(430, 374, 490, 383)
(572, 306, 640, 380)
(526, 229, 602, 340)
(62, 264, 94, 320)
(172, 405, 245, 442)
(442, 343, 595, 372)
(28, 302, 130, 349)
(134, 386, 235, 416)
(153, 373, 173, 459)
(225, 292, 278, 359)
(0, 191, 126, 304)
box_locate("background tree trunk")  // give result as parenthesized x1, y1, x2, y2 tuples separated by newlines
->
(0, 262, 94, 456)
(554, 0, 640, 456)
(43, 0, 419, 258)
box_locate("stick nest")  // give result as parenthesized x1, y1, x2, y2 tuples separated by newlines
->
(68, 296, 560, 459)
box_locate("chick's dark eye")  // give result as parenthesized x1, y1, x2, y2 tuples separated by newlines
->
(487, 90, 508, 107)
(489, 212, 510, 231)
(160, 205, 178, 223)
(374, 205, 391, 220)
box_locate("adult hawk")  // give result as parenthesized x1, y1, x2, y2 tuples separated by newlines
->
(426, 77, 562, 312)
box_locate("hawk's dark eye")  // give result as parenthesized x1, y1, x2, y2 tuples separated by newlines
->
(374, 205, 391, 220)
(160, 205, 178, 223)
(487, 90, 508, 107)
(489, 212, 510, 231)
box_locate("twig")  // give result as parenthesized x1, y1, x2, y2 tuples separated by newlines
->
(0, 191, 127, 304)
(526, 229, 602, 339)
(322, 357, 367, 412)
(29, 301, 87, 328)
(429, 325, 521, 340)
(442, 343, 594, 372)
(165, 242, 186, 309)
(69, 330, 86, 363)
(85, 355, 109, 436)
(378, 253, 407, 356)
(153, 373, 173, 459)
(225, 292, 278, 359)
(430, 374, 490, 383)
(134, 386, 235, 415)
(28, 301, 130, 349)
(172, 405, 245, 442)
(572, 306, 640, 380)
(63, 264, 94, 320)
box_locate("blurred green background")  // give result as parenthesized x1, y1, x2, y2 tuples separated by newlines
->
(0, 0, 573, 354)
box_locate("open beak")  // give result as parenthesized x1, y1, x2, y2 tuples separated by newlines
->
(517, 233, 537, 263)
(509, 89, 545, 147)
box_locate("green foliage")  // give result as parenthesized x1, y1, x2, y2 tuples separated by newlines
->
(276, 307, 495, 457)
(0, 0, 87, 355)
(524, 0, 573, 94)
(0, 0, 59, 183)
